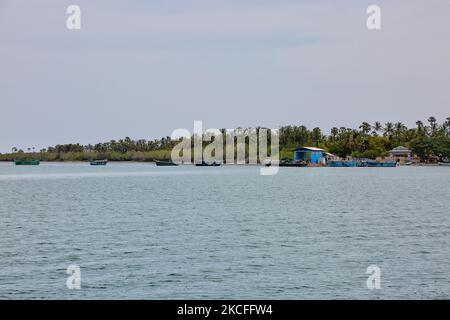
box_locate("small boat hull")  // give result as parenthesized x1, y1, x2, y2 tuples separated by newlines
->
(328, 160, 397, 167)
(367, 161, 397, 167)
(266, 162, 307, 167)
(279, 163, 307, 167)
(439, 162, 450, 167)
(90, 160, 108, 166)
(327, 160, 365, 167)
(155, 160, 178, 166)
(195, 161, 221, 167)
(14, 160, 40, 166)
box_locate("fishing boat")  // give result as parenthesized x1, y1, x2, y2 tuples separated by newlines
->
(327, 160, 366, 167)
(90, 159, 108, 166)
(195, 160, 221, 167)
(366, 160, 397, 167)
(328, 160, 397, 167)
(14, 159, 40, 166)
(265, 159, 307, 167)
(155, 160, 178, 166)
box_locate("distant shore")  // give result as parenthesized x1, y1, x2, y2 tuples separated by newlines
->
(3, 117, 450, 164)
(1, 159, 447, 167)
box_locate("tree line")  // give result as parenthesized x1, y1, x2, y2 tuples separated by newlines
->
(1, 116, 449, 162)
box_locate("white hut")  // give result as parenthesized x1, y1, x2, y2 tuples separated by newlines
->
(388, 146, 412, 162)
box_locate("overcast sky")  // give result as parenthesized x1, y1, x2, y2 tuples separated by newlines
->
(1, 0, 449, 152)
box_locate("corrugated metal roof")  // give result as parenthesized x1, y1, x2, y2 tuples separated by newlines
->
(293, 147, 325, 151)
(389, 146, 411, 152)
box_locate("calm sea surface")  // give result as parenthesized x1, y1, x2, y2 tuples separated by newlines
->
(0, 162, 449, 299)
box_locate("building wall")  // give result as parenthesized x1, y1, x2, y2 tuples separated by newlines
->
(388, 152, 412, 163)
(294, 150, 324, 164)
(310, 151, 323, 164)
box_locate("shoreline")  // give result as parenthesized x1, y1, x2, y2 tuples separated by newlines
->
(0, 160, 447, 167)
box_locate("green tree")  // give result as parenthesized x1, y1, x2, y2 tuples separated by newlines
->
(428, 116, 437, 136)
(416, 120, 425, 137)
(410, 137, 433, 162)
(372, 121, 382, 136)
(359, 122, 371, 136)
(431, 136, 450, 161)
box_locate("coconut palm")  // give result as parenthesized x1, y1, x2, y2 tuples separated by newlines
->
(394, 122, 406, 140)
(416, 120, 424, 131)
(384, 122, 394, 138)
(372, 121, 382, 136)
(428, 116, 437, 135)
(359, 122, 371, 136)
(330, 127, 339, 140)
(443, 117, 450, 137)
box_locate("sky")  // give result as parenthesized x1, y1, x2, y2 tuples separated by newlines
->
(0, 0, 449, 152)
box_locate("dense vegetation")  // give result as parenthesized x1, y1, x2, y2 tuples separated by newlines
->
(1, 117, 449, 162)
(279, 116, 450, 162)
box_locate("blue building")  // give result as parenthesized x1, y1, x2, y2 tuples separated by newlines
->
(293, 147, 325, 164)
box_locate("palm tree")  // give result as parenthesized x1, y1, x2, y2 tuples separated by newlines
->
(416, 120, 424, 133)
(372, 121, 382, 136)
(330, 127, 339, 140)
(384, 122, 394, 138)
(394, 122, 406, 140)
(442, 117, 450, 137)
(359, 122, 371, 136)
(395, 122, 406, 132)
(428, 116, 437, 136)
(311, 127, 322, 147)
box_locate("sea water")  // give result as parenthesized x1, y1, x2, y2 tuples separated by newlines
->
(0, 162, 449, 299)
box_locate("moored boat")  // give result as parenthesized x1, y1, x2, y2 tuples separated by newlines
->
(327, 160, 366, 167)
(14, 159, 40, 166)
(328, 160, 397, 167)
(155, 160, 178, 166)
(266, 159, 307, 167)
(90, 159, 108, 166)
(438, 162, 450, 167)
(366, 160, 397, 167)
(195, 160, 221, 167)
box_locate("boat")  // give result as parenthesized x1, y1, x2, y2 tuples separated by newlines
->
(327, 160, 366, 167)
(265, 159, 307, 167)
(438, 162, 450, 167)
(155, 160, 178, 166)
(195, 160, 221, 167)
(14, 160, 40, 166)
(328, 160, 397, 167)
(90, 159, 108, 166)
(366, 160, 397, 167)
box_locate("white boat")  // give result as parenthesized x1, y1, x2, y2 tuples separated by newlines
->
(438, 162, 450, 167)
